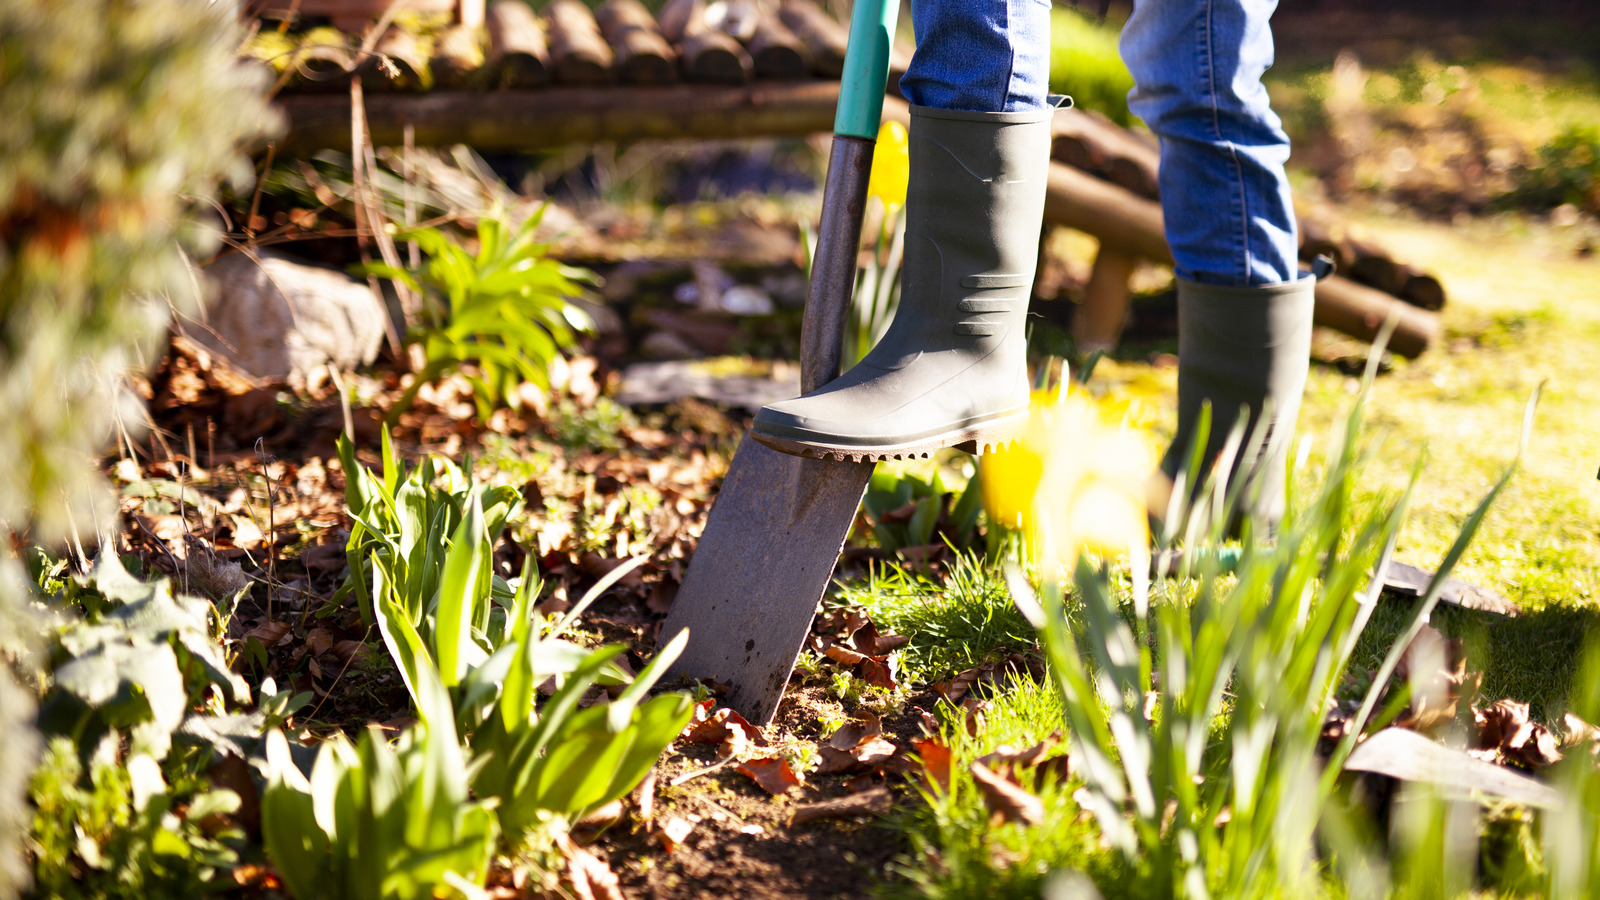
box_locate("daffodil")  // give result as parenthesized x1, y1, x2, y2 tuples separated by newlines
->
(867, 120, 909, 212)
(983, 386, 1159, 568)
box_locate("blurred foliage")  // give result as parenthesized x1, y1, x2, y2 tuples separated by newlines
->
(30, 737, 244, 900)
(1049, 7, 1136, 127)
(0, 2, 275, 895)
(1520, 123, 1600, 213)
(24, 550, 304, 897)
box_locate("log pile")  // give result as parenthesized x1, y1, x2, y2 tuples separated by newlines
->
(246, 0, 1444, 355)
(1049, 107, 1448, 316)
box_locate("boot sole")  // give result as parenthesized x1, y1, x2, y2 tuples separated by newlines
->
(749, 410, 1029, 463)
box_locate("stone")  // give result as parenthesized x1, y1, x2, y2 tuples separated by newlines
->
(184, 250, 388, 391)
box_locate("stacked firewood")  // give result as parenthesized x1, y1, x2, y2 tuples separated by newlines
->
(245, 0, 856, 91)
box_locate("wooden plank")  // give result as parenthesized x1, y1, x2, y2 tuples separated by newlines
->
(1345, 727, 1562, 808)
(273, 81, 843, 151)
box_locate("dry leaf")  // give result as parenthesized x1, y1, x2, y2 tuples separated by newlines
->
(789, 787, 893, 826)
(912, 738, 953, 794)
(736, 757, 800, 795)
(559, 835, 625, 900)
(245, 621, 291, 647)
(331, 640, 366, 664)
(970, 761, 1044, 826)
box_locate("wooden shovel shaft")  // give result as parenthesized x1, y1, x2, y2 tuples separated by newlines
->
(801, 135, 874, 392)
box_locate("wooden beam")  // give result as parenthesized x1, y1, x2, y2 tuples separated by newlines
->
(272, 81, 844, 153)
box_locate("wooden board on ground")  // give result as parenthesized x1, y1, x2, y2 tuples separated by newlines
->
(1345, 727, 1560, 808)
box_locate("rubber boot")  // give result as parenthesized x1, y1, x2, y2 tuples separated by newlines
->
(1160, 275, 1316, 530)
(750, 105, 1054, 462)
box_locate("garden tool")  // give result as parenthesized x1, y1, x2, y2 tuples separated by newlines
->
(658, 0, 901, 725)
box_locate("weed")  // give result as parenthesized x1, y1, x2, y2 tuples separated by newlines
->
(549, 397, 637, 452)
(362, 210, 597, 424)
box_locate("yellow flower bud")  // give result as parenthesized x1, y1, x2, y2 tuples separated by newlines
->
(867, 120, 910, 212)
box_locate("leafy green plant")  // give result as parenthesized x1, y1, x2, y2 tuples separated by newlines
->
(260, 659, 497, 900)
(30, 736, 244, 900)
(32, 553, 250, 769)
(1522, 122, 1600, 213)
(360, 210, 596, 424)
(860, 466, 985, 557)
(345, 437, 694, 844)
(1009, 365, 1528, 896)
(371, 528, 693, 842)
(337, 431, 523, 631)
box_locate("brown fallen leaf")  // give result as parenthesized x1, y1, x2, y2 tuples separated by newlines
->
(1564, 712, 1600, 749)
(244, 621, 291, 648)
(559, 834, 625, 900)
(737, 757, 800, 795)
(789, 787, 893, 826)
(961, 697, 989, 737)
(912, 737, 953, 794)
(1475, 699, 1562, 769)
(684, 706, 769, 757)
(304, 627, 335, 658)
(970, 761, 1044, 826)
(331, 640, 366, 664)
(978, 734, 1071, 786)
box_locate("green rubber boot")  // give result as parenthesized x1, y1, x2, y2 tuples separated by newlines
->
(1160, 275, 1316, 529)
(751, 104, 1054, 462)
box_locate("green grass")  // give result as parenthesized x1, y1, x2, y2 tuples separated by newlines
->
(837, 555, 1036, 689)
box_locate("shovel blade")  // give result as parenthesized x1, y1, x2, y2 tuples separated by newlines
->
(661, 436, 873, 724)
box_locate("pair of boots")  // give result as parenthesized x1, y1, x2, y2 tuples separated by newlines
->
(752, 105, 1315, 526)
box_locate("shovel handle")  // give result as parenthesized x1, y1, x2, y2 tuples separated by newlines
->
(799, 0, 900, 393)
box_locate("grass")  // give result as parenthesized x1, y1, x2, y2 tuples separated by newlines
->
(837, 555, 1035, 689)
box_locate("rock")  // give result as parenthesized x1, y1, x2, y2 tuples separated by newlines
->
(615, 358, 799, 412)
(185, 250, 388, 391)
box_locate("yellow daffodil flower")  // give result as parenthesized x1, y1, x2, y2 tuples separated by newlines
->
(867, 120, 909, 212)
(983, 387, 1159, 567)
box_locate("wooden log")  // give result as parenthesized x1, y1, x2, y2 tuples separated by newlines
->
(1040, 159, 1439, 357)
(356, 26, 431, 91)
(679, 24, 753, 84)
(1297, 216, 1353, 271)
(746, 15, 810, 81)
(1050, 107, 1160, 199)
(1402, 272, 1447, 311)
(777, 0, 847, 77)
(430, 24, 486, 89)
(486, 0, 550, 87)
(595, 0, 678, 85)
(1076, 245, 1137, 353)
(275, 81, 845, 151)
(545, 0, 615, 86)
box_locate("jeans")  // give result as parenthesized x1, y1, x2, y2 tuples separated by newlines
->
(899, 0, 1299, 286)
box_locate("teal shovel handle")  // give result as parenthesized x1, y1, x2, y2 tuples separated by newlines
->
(833, 0, 900, 139)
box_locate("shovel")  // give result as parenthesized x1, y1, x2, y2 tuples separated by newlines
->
(659, 0, 900, 725)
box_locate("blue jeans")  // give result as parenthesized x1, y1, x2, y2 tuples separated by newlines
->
(900, 0, 1299, 286)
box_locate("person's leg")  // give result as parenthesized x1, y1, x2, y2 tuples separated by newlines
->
(899, 0, 1054, 114)
(1121, 0, 1298, 285)
(1122, 0, 1313, 527)
(750, 0, 1058, 460)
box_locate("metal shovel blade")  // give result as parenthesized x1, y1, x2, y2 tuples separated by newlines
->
(660, 135, 877, 724)
(661, 443, 872, 723)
